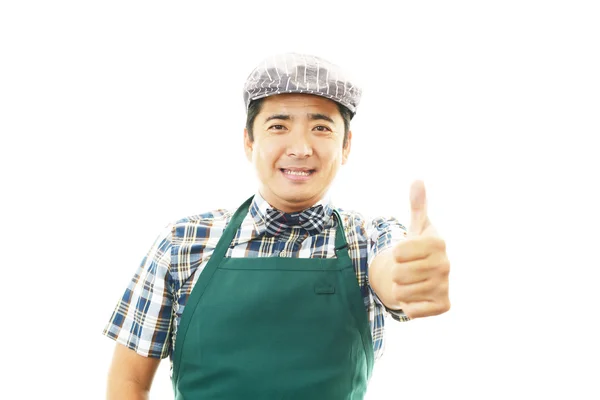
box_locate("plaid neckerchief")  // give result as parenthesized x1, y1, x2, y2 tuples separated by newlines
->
(264, 204, 327, 237)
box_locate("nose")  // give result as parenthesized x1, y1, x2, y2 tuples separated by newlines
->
(286, 131, 313, 158)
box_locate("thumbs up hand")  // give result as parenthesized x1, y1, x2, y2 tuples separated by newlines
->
(388, 180, 450, 319)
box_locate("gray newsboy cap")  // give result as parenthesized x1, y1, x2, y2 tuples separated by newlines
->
(243, 53, 362, 116)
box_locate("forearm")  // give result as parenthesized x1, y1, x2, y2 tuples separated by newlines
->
(107, 379, 150, 400)
(368, 247, 402, 310)
(106, 343, 160, 400)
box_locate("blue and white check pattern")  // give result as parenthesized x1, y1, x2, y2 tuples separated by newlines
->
(264, 203, 326, 237)
(102, 190, 409, 376)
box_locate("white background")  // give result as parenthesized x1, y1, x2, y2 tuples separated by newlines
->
(1, 1, 599, 399)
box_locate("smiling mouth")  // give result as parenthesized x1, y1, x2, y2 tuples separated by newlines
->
(279, 169, 316, 176)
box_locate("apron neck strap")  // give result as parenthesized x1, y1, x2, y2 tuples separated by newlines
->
(214, 195, 351, 262)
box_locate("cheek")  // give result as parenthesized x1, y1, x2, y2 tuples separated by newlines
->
(253, 142, 282, 167)
(320, 148, 343, 168)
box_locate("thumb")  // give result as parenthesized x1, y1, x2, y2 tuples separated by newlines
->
(408, 180, 429, 237)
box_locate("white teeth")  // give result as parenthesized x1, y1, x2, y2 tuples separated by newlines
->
(284, 169, 311, 176)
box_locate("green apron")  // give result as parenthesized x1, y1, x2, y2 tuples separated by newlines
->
(172, 195, 375, 399)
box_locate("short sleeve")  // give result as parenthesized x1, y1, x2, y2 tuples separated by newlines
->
(365, 215, 411, 322)
(102, 222, 174, 358)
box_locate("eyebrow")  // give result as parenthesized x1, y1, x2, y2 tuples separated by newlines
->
(264, 113, 335, 124)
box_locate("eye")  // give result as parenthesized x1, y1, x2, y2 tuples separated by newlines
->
(268, 124, 287, 131)
(313, 125, 332, 132)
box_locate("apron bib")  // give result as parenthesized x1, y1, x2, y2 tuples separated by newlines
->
(172, 195, 374, 399)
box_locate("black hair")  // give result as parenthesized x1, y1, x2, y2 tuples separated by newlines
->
(245, 97, 352, 149)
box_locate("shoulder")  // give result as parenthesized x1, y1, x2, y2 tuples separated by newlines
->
(170, 207, 237, 243)
(173, 208, 235, 225)
(336, 207, 368, 229)
(335, 207, 407, 240)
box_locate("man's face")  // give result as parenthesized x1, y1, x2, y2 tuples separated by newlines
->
(244, 94, 352, 213)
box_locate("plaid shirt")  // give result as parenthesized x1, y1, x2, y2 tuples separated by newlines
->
(103, 190, 409, 376)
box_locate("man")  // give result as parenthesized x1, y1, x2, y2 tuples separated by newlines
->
(103, 53, 450, 399)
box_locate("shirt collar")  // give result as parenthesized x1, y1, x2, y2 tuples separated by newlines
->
(249, 189, 335, 237)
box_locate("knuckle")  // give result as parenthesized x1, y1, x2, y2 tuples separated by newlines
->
(439, 259, 450, 275)
(440, 299, 451, 313)
(427, 236, 446, 251)
(435, 281, 449, 299)
(435, 293, 451, 313)
(436, 238, 447, 251)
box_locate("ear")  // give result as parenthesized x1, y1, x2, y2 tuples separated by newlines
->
(244, 128, 253, 162)
(342, 130, 352, 165)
